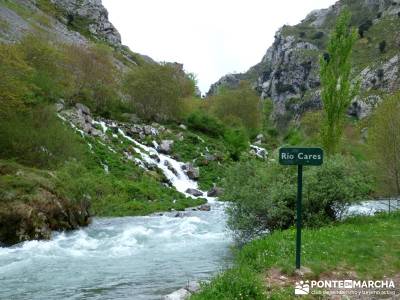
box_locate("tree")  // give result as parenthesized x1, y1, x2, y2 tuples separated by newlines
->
(320, 10, 358, 155)
(63, 43, 120, 117)
(124, 63, 194, 121)
(368, 94, 400, 195)
(208, 82, 262, 134)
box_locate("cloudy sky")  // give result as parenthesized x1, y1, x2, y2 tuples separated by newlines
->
(103, 0, 337, 94)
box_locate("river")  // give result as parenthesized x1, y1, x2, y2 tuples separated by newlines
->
(0, 202, 231, 300)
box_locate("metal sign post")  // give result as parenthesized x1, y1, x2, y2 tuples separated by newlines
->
(279, 147, 323, 269)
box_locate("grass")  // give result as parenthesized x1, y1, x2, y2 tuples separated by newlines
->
(192, 212, 400, 299)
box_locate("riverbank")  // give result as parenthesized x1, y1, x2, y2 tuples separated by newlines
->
(191, 211, 400, 299)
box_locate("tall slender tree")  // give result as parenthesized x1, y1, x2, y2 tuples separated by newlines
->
(320, 10, 358, 155)
(368, 94, 400, 196)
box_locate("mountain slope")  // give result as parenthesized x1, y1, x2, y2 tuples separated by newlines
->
(209, 0, 400, 124)
(0, 0, 153, 66)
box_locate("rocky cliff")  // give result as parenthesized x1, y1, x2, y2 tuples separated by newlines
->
(209, 0, 400, 123)
(0, 0, 154, 65)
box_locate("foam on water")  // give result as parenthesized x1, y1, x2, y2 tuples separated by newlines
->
(0, 206, 231, 300)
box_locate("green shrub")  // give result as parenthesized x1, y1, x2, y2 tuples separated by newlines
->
(0, 43, 34, 115)
(186, 110, 225, 137)
(224, 127, 249, 161)
(0, 105, 85, 168)
(221, 155, 373, 243)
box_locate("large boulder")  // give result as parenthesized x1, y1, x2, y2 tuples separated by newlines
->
(75, 103, 91, 116)
(159, 140, 174, 154)
(185, 188, 203, 197)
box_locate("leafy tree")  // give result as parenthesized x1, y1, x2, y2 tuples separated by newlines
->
(124, 63, 195, 121)
(368, 94, 400, 195)
(208, 82, 262, 134)
(320, 10, 359, 155)
(64, 43, 120, 117)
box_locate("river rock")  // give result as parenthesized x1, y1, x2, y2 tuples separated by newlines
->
(55, 100, 64, 112)
(186, 281, 201, 293)
(185, 188, 203, 197)
(183, 163, 200, 180)
(90, 128, 102, 137)
(198, 204, 211, 211)
(176, 132, 184, 141)
(150, 153, 160, 163)
(164, 160, 178, 176)
(162, 288, 191, 300)
(207, 186, 224, 197)
(159, 140, 174, 154)
(143, 125, 158, 136)
(256, 133, 265, 142)
(75, 103, 91, 116)
(204, 153, 216, 162)
(179, 124, 187, 130)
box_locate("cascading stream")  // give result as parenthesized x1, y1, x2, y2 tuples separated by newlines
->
(0, 118, 229, 300)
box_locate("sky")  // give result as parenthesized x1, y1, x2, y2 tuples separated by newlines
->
(102, 0, 337, 94)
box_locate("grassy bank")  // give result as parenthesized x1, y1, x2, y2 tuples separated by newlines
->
(192, 212, 400, 299)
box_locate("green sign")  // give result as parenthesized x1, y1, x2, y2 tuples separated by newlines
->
(279, 147, 323, 166)
(279, 147, 324, 269)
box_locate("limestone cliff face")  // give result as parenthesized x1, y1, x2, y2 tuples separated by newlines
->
(0, 0, 120, 46)
(51, 0, 121, 46)
(209, 0, 400, 122)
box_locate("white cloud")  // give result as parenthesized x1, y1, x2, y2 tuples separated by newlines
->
(102, 0, 337, 94)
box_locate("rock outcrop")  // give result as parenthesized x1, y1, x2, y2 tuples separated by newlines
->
(51, 0, 121, 46)
(209, 0, 400, 122)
